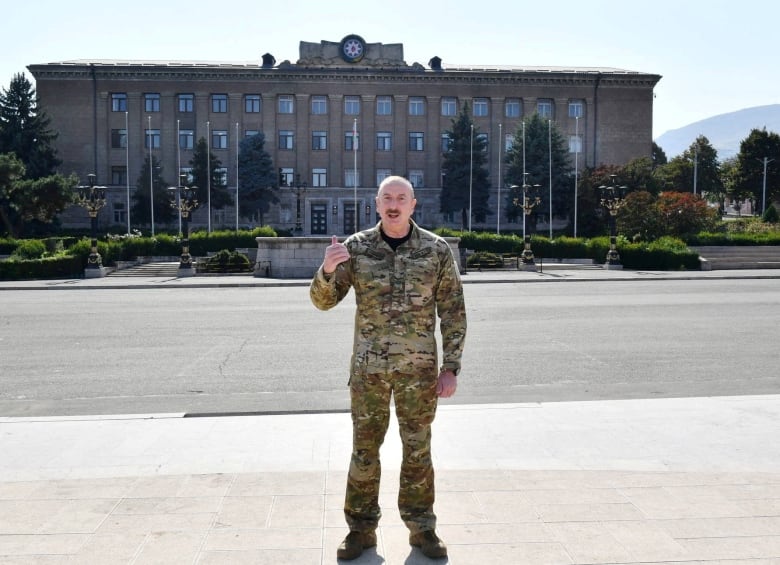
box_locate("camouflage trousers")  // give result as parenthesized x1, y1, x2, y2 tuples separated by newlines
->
(345, 370, 439, 535)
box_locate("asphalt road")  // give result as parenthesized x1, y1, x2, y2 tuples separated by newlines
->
(1, 278, 778, 417)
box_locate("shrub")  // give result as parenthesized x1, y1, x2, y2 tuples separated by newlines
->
(11, 239, 47, 260)
(0, 255, 83, 280)
(762, 204, 779, 224)
(199, 249, 252, 273)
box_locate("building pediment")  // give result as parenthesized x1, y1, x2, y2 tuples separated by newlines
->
(297, 35, 409, 68)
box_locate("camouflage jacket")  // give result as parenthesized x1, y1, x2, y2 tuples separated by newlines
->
(310, 221, 466, 378)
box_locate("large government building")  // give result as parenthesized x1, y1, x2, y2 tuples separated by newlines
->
(28, 34, 661, 235)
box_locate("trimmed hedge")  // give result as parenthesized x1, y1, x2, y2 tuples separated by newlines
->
(439, 230, 700, 270)
(0, 255, 83, 280)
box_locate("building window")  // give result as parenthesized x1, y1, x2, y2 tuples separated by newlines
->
(376, 96, 392, 115)
(441, 133, 452, 152)
(144, 129, 160, 149)
(376, 132, 392, 151)
(409, 170, 424, 188)
(111, 166, 127, 186)
(111, 93, 127, 112)
(476, 133, 489, 152)
(344, 96, 360, 115)
(312, 168, 327, 187)
(409, 97, 425, 116)
(345, 169, 360, 188)
(537, 99, 553, 118)
(278, 95, 294, 114)
(245, 129, 259, 138)
(279, 167, 294, 187)
(505, 98, 521, 118)
(178, 94, 194, 113)
(112, 201, 127, 224)
(409, 132, 424, 151)
(278, 130, 294, 150)
(569, 134, 583, 154)
(311, 95, 327, 115)
(212, 130, 229, 149)
(473, 98, 489, 117)
(179, 129, 194, 150)
(212, 94, 228, 113)
(215, 167, 228, 186)
(569, 100, 584, 118)
(245, 94, 261, 113)
(312, 131, 327, 150)
(505, 133, 514, 152)
(441, 97, 457, 116)
(144, 93, 160, 112)
(345, 131, 359, 151)
(111, 129, 127, 149)
(376, 168, 391, 186)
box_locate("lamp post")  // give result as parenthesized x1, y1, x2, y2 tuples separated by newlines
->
(598, 174, 627, 270)
(291, 173, 307, 234)
(75, 174, 107, 277)
(168, 173, 199, 275)
(512, 173, 541, 270)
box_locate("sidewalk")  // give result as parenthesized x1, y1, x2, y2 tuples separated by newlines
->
(2, 265, 780, 291)
(1, 395, 779, 564)
(1, 268, 779, 563)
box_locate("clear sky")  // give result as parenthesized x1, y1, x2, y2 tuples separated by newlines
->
(2, 0, 778, 139)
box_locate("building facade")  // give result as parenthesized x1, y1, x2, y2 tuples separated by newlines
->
(28, 34, 661, 235)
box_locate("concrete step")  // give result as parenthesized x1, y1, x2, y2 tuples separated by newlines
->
(109, 262, 181, 277)
(692, 246, 780, 269)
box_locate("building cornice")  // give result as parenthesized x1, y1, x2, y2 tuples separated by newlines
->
(27, 61, 661, 89)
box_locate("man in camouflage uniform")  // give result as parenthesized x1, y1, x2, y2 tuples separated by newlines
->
(310, 175, 466, 560)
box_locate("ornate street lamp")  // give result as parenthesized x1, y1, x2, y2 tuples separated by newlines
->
(168, 173, 199, 275)
(291, 173, 307, 234)
(597, 174, 627, 269)
(74, 174, 107, 277)
(511, 173, 541, 269)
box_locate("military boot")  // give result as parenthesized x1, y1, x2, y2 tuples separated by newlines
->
(410, 530, 447, 558)
(337, 530, 377, 560)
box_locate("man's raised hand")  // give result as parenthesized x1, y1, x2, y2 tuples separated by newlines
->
(323, 235, 350, 274)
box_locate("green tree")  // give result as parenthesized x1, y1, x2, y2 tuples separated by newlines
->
(440, 103, 491, 229)
(734, 127, 780, 213)
(131, 155, 174, 229)
(0, 73, 60, 179)
(616, 190, 660, 241)
(620, 156, 664, 195)
(658, 136, 723, 197)
(237, 133, 278, 225)
(0, 152, 76, 237)
(504, 113, 572, 230)
(576, 164, 622, 237)
(190, 137, 233, 212)
(652, 142, 668, 167)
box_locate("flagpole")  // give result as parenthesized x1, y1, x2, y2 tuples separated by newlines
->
(574, 116, 579, 238)
(235, 121, 239, 232)
(206, 120, 211, 233)
(469, 123, 473, 232)
(148, 115, 154, 237)
(497, 122, 502, 234)
(177, 118, 182, 236)
(353, 118, 358, 232)
(548, 119, 553, 239)
(125, 111, 130, 234)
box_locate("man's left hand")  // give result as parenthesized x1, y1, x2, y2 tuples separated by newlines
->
(436, 370, 457, 398)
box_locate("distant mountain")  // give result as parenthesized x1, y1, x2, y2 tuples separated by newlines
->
(655, 104, 780, 160)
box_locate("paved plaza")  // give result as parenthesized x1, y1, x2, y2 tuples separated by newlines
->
(0, 269, 778, 564)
